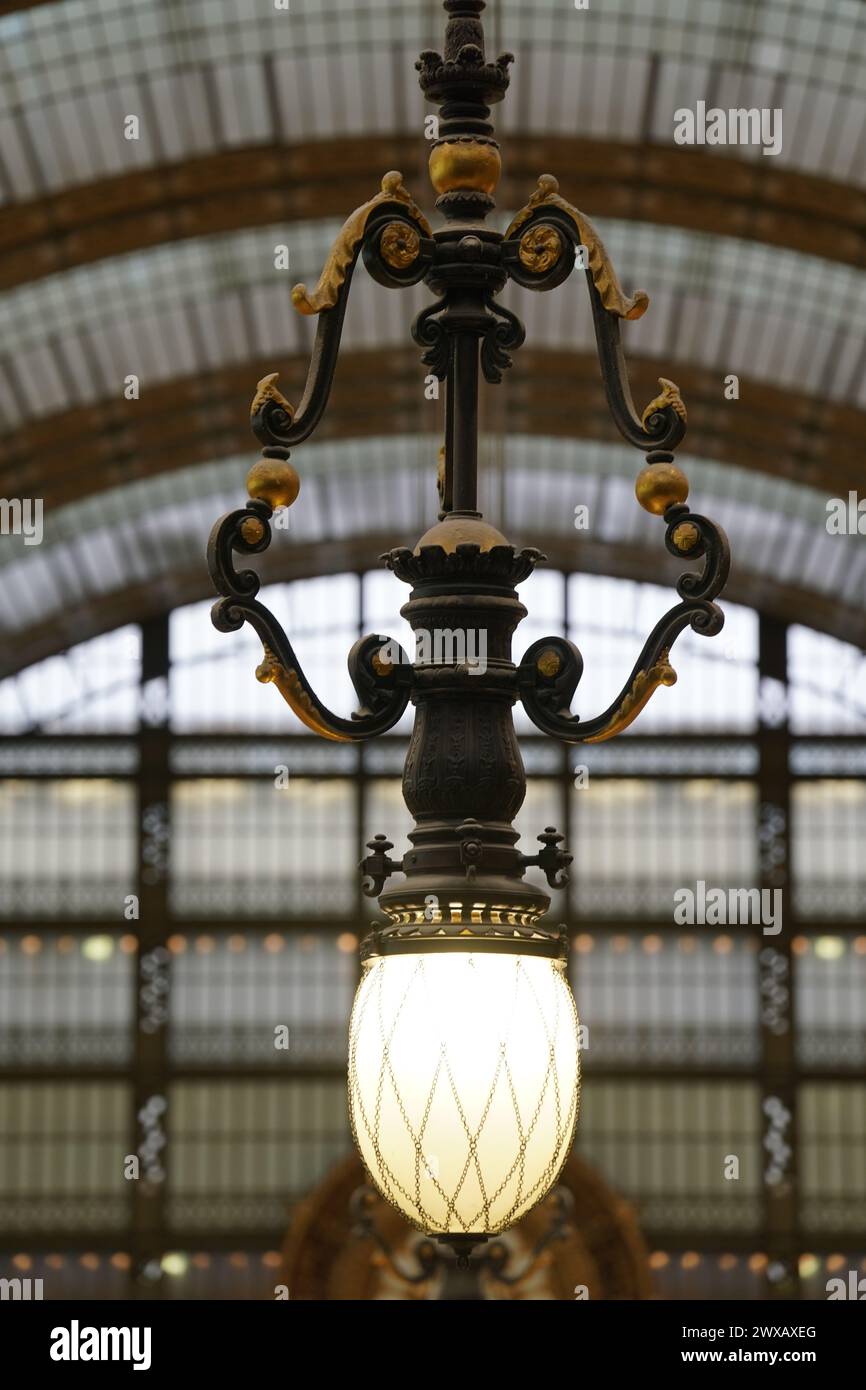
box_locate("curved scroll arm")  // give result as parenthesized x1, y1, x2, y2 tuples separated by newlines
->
(252, 172, 433, 450)
(207, 500, 413, 741)
(588, 289, 687, 452)
(292, 172, 432, 314)
(518, 511, 730, 743)
(502, 175, 686, 451)
(503, 175, 648, 317)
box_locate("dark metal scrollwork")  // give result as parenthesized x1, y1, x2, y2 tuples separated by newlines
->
(362, 210, 435, 290)
(249, 275, 353, 452)
(518, 510, 730, 743)
(502, 175, 687, 451)
(664, 505, 731, 602)
(411, 294, 451, 378)
(251, 173, 432, 451)
(204, 0, 735, 1022)
(588, 290, 688, 451)
(207, 501, 412, 741)
(480, 295, 526, 383)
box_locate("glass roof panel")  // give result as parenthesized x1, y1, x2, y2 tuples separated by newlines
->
(0, 624, 140, 733)
(0, 0, 863, 202)
(789, 625, 866, 732)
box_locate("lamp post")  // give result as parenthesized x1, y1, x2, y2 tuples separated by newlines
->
(208, 0, 729, 1262)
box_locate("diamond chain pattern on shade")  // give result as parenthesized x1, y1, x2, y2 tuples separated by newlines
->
(348, 953, 580, 1234)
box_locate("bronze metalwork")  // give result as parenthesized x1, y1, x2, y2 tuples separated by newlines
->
(585, 651, 678, 744)
(379, 220, 422, 270)
(641, 376, 687, 428)
(518, 224, 563, 275)
(249, 371, 294, 421)
(291, 171, 432, 315)
(505, 174, 649, 320)
(207, 0, 730, 967)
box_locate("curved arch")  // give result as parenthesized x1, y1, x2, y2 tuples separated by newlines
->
(1, 136, 864, 292)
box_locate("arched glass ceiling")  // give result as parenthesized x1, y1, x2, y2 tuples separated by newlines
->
(0, 625, 141, 736)
(0, 435, 861, 641)
(0, 0, 863, 199)
(2, 216, 865, 429)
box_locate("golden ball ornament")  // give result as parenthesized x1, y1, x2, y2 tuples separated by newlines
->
(246, 458, 300, 511)
(428, 140, 501, 195)
(635, 463, 689, 515)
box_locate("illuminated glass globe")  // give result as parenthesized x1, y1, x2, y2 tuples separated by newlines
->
(348, 949, 580, 1236)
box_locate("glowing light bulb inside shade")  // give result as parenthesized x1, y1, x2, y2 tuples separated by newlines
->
(348, 950, 580, 1236)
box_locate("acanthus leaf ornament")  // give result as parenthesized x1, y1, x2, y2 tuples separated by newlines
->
(249, 371, 294, 423)
(642, 377, 688, 431)
(291, 171, 432, 315)
(504, 175, 649, 320)
(480, 295, 526, 383)
(250, 174, 433, 453)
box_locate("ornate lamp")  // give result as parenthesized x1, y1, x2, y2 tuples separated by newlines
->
(207, 0, 729, 1261)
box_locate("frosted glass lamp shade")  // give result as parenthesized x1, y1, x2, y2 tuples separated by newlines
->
(348, 950, 580, 1235)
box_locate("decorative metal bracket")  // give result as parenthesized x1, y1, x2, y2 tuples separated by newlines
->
(518, 505, 730, 744)
(502, 174, 686, 451)
(251, 172, 433, 451)
(480, 295, 526, 383)
(207, 500, 412, 741)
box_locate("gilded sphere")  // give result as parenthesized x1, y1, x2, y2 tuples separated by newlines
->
(519, 225, 562, 275)
(239, 517, 266, 546)
(671, 521, 700, 552)
(428, 140, 501, 195)
(246, 458, 300, 510)
(537, 648, 562, 678)
(635, 462, 689, 515)
(380, 221, 421, 270)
